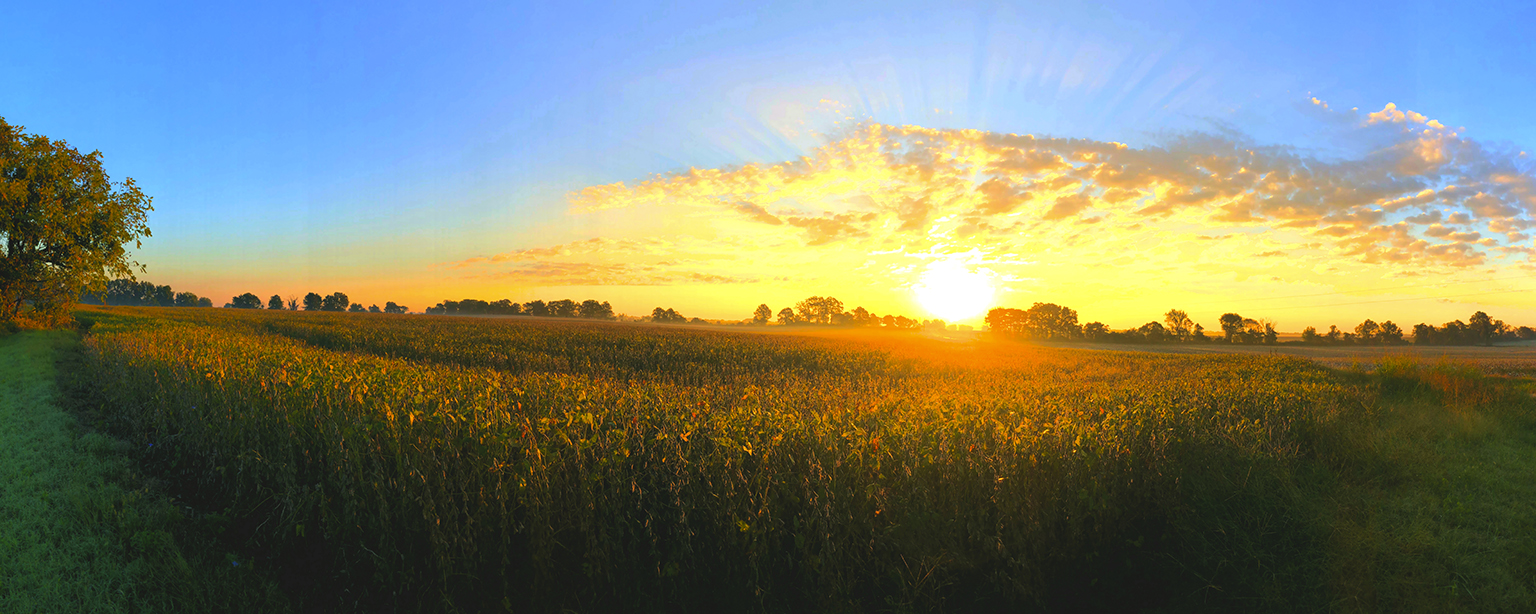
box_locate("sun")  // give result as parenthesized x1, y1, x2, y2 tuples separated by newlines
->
(912, 260, 996, 322)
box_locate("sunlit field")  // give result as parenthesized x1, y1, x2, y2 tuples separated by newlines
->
(68, 306, 1536, 612)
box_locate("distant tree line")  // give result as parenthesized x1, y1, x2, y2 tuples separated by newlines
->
(988, 303, 1534, 348)
(81, 279, 214, 308)
(425, 298, 615, 320)
(1304, 311, 1534, 346)
(653, 296, 950, 331)
(85, 281, 408, 314)
(223, 291, 407, 314)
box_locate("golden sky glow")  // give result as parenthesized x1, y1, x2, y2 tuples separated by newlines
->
(442, 99, 1536, 328)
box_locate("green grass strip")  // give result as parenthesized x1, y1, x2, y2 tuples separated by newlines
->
(0, 331, 287, 613)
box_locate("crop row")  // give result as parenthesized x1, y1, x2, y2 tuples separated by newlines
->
(78, 307, 1364, 611)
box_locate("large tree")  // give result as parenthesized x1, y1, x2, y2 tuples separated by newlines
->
(1, 118, 152, 323)
(752, 304, 772, 325)
(268, 294, 285, 310)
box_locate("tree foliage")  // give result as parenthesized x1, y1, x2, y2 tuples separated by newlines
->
(651, 307, 686, 324)
(795, 296, 843, 325)
(230, 292, 262, 309)
(578, 300, 615, 320)
(321, 292, 350, 312)
(0, 118, 153, 323)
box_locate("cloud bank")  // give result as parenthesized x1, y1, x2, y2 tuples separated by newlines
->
(451, 100, 1536, 312)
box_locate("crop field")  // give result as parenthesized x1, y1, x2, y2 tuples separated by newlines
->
(67, 306, 1536, 612)
(1045, 338, 1536, 376)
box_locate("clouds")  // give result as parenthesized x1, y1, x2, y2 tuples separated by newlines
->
(448, 98, 1536, 314)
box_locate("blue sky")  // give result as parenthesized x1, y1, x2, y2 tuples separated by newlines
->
(6, 1, 1535, 324)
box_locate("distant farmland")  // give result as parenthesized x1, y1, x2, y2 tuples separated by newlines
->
(70, 306, 1536, 612)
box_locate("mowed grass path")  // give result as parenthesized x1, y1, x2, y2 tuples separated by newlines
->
(0, 330, 287, 613)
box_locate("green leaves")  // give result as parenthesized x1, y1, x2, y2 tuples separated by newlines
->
(1, 118, 152, 325)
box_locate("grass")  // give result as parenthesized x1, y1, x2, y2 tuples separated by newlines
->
(57, 306, 1536, 612)
(1314, 358, 1536, 612)
(0, 329, 289, 613)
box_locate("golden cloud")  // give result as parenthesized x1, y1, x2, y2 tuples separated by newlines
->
(451, 100, 1536, 303)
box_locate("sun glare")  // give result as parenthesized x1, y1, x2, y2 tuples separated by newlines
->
(913, 260, 996, 322)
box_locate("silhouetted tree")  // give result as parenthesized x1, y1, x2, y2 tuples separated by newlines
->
(1469, 311, 1495, 345)
(230, 292, 262, 309)
(384, 301, 406, 314)
(1354, 319, 1381, 343)
(368, 304, 381, 313)
(286, 295, 299, 311)
(850, 306, 877, 326)
(795, 296, 844, 324)
(578, 299, 615, 319)
(1192, 323, 1208, 342)
(348, 303, 365, 312)
(1138, 321, 1168, 342)
(1082, 321, 1109, 341)
(652, 307, 686, 324)
(151, 285, 173, 306)
(197, 297, 212, 308)
(268, 294, 284, 310)
(303, 292, 323, 311)
(321, 292, 349, 312)
(1301, 326, 1320, 343)
(1023, 303, 1078, 340)
(548, 299, 578, 318)
(1379, 321, 1404, 344)
(752, 304, 772, 325)
(1239, 318, 1263, 344)
(1218, 313, 1244, 343)
(1164, 309, 1193, 341)
(776, 307, 798, 325)
(985, 307, 1027, 335)
(174, 291, 199, 307)
(524, 300, 549, 317)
